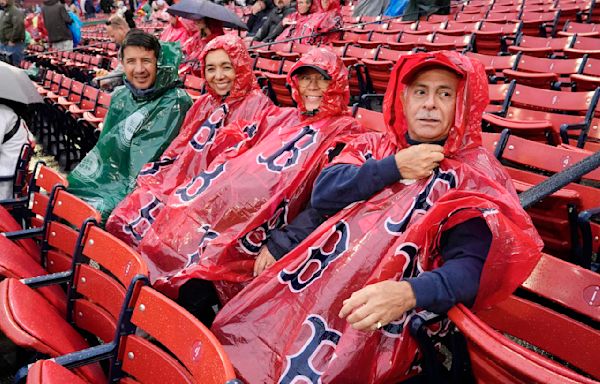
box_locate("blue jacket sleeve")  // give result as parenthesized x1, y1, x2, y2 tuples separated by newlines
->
(266, 206, 326, 260)
(405, 217, 492, 314)
(311, 155, 401, 216)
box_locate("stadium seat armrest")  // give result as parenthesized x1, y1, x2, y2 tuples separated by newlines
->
(360, 93, 384, 109)
(2, 227, 44, 240)
(21, 270, 72, 289)
(559, 122, 587, 144)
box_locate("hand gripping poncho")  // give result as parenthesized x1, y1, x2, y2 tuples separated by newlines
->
(211, 51, 543, 384)
(137, 47, 365, 302)
(106, 35, 282, 247)
(67, 42, 193, 222)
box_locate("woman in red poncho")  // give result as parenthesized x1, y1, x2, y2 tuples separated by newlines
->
(312, 0, 343, 44)
(159, 14, 194, 43)
(276, 0, 319, 44)
(179, 17, 224, 76)
(135, 47, 365, 322)
(211, 51, 543, 384)
(106, 35, 290, 247)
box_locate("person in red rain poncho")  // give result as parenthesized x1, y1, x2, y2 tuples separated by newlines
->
(211, 51, 543, 384)
(106, 34, 289, 247)
(179, 17, 224, 76)
(136, 47, 365, 324)
(159, 14, 194, 43)
(276, 0, 319, 44)
(312, 0, 343, 44)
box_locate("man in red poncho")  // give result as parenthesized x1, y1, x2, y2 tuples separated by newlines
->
(106, 34, 290, 247)
(211, 51, 543, 384)
(136, 47, 365, 323)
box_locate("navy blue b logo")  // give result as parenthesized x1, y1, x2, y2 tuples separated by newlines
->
(279, 221, 349, 292)
(174, 162, 226, 203)
(138, 157, 176, 177)
(184, 224, 220, 268)
(239, 200, 289, 254)
(258, 126, 317, 172)
(189, 104, 228, 152)
(123, 196, 164, 242)
(279, 315, 341, 384)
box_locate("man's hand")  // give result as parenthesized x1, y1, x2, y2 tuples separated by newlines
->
(282, 17, 295, 26)
(394, 144, 444, 180)
(251, 0, 265, 14)
(254, 246, 276, 277)
(339, 281, 417, 331)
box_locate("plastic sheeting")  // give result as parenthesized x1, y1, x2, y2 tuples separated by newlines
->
(211, 51, 543, 384)
(159, 16, 195, 43)
(276, 0, 341, 45)
(67, 42, 193, 222)
(106, 35, 277, 247)
(136, 47, 365, 301)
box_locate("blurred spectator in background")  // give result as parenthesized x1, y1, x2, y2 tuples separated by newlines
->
(159, 14, 193, 43)
(94, 14, 129, 89)
(179, 17, 223, 76)
(100, 0, 113, 13)
(65, 0, 80, 16)
(246, 0, 272, 35)
(83, 0, 95, 18)
(0, 0, 25, 65)
(41, 0, 73, 50)
(252, 0, 294, 42)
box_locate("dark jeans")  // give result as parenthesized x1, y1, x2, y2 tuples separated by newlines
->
(0, 43, 25, 66)
(176, 279, 221, 327)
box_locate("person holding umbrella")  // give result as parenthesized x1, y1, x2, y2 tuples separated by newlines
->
(166, 0, 247, 76)
(0, 62, 38, 199)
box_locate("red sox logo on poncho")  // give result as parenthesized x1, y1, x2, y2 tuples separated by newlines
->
(189, 104, 229, 152)
(386, 169, 458, 235)
(138, 156, 177, 177)
(122, 196, 165, 242)
(239, 200, 289, 254)
(174, 162, 227, 203)
(258, 126, 318, 173)
(278, 221, 349, 292)
(278, 314, 342, 384)
(184, 224, 220, 269)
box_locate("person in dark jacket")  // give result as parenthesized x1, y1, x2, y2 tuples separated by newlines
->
(84, 0, 95, 18)
(246, 0, 273, 35)
(41, 0, 73, 50)
(253, 0, 295, 42)
(0, 0, 25, 65)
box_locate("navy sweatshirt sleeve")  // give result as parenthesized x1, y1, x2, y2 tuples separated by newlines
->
(405, 217, 492, 314)
(311, 155, 401, 216)
(267, 206, 327, 260)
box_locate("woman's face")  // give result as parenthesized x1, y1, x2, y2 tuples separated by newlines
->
(297, 0, 311, 14)
(320, 0, 329, 10)
(204, 49, 236, 96)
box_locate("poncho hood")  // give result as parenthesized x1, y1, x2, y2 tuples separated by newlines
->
(198, 34, 259, 100)
(383, 51, 489, 155)
(287, 46, 350, 123)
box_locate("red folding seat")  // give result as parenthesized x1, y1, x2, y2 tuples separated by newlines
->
(0, 222, 148, 383)
(277, 43, 312, 61)
(564, 35, 600, 59)
(440, 21, 479, 36)
(68, 85, 100, 118)
(558, 20, 600, 37)
(519, 11, 559, 37)
(570, 57, 600, 91)
(183, 74, 205, 101)
(389, 31, 429, 51)
(455, 12, 487, 22)
(358, 31, 401, 49)
(352, 106, 385, 132)
(264, 71, 294, 107)
(362, 48, 411, 95)
(486, 81, 515, 112)
(446, 253, 600, 384)
(474, 21, 522, 55)
(466, 52, 521, 80)
(507, 34, 573, 57)
(331, 30, 370, 47)
(421, 32, 474, 51)
(43, 73, 67, 102)
(81, 91, 111, 130)
(23, 283, 240, 384)
(502, 54, 585, 89)
(56, 80, 84, 111)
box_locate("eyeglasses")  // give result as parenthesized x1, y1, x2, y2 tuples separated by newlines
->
(297, 74, 330, 89)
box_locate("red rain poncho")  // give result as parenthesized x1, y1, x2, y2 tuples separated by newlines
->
(159, 16, 194, 43)
(276, 0, 342, 44)
(275, 0, 321, 44)
(180, 18, 224, 76)
(211, 51, 543, 384)
(137, 47, 365, 301)
(106, 34, 279, 247)
(312, 0, 343, 44)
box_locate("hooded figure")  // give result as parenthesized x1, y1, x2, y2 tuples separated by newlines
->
(159, 15, 194, 43)
(211, 51, 543, 384)
(275, 0, 319, 44)
(311, 0, 342, 44)
(67, 42, 193, 222)
(106, 35, 284, 247)
(136, 47, 365, 305)
(180, 18, 224, 76)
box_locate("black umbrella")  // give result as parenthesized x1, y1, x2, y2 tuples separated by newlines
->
(167, 0, 248, 30)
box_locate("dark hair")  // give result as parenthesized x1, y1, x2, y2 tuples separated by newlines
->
(120, 30, 160, 59)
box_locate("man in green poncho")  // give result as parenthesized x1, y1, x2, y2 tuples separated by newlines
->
(68, 30, 193, 222)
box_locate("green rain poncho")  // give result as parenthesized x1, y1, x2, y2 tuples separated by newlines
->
(67, 42, 193, 222)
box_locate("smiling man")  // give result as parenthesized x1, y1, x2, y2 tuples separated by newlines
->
(68, 30, 192, 222)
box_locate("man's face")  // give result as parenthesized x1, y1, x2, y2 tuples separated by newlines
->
(0, 0, 8, 8)
(297, 68, 331, 112)
(298, 0, 311, 14)
(107, 25, 128, 45)
(403, 68, 459, 142)
(122, 46, 158, 90)
(204, 49, 235, 96)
